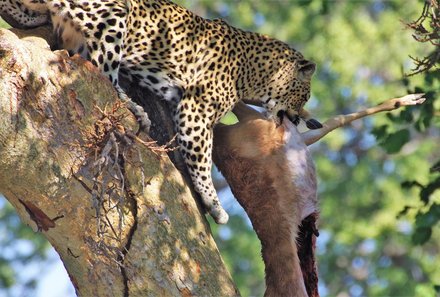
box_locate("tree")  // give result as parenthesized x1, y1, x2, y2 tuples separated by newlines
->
(0, 27, 239, 296)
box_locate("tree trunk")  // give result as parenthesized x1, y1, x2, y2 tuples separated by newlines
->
(0, 27, 239, 297)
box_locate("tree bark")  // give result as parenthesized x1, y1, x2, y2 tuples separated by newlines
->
(0, 28, 239, 297)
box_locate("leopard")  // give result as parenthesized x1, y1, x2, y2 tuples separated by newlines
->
(0, 0, 48, 28)
(1, 0, 319, 224)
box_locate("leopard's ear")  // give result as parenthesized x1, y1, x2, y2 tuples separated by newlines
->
(298, 60, 316, 81)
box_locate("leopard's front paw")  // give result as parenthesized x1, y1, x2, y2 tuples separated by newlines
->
(210, 207, 229, 225)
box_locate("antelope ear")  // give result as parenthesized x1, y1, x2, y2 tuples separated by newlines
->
(298, 60, 316, 81)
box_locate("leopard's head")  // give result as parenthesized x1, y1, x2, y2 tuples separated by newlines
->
(262, 58, 316, 126)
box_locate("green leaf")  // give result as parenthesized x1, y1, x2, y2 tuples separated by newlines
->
(431, 203, 440, 216)
(380, 129, 410, 154)
(412, 227, 432, 245)
(400, 109, 414, 123)
(430, 159, 440, 173)
(372, 124, 389, 142)
(401, 180, 423, 189)
(415, 91, 435, 132)
(423, 70, 439, 86)
(397, 205, 414, 218)
(420, 176, 440, 204)
(415, 211, 439, 228)
(402, 76, 410, 87)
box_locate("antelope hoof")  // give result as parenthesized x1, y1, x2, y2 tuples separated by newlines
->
(306, 119, 323, 130)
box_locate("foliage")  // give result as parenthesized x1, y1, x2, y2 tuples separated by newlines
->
(0, 198, 50, 296)
(396, 0, 440, 246)
(406, 0, 440, 75)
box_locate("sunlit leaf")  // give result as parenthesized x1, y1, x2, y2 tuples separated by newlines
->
(380, 129, 410, 154)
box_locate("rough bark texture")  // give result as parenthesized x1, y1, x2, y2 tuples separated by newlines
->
(0, 28, 239, 297)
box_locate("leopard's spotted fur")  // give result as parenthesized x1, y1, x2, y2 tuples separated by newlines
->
(1, 0, 317, 224)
